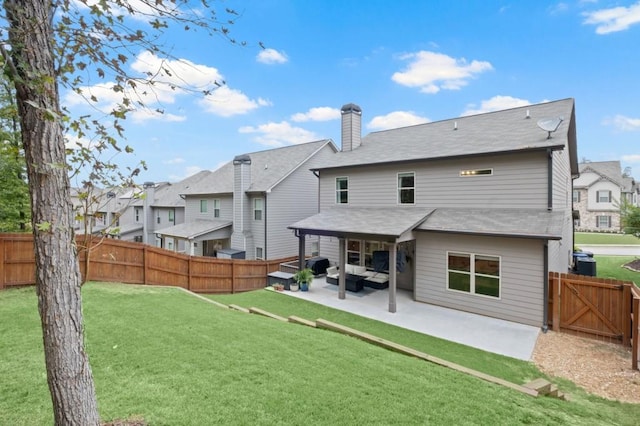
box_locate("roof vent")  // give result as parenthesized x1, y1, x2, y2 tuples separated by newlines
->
(525, 109, 530, 119)
(453, 121, 458, 131)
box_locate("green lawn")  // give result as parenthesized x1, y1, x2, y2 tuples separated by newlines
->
(575, 232, 640, 245)
(1, 283, 638, 425)
(595, 255, 640, 283)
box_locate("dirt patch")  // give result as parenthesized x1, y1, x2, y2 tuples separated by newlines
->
(532, 331, 640, 404)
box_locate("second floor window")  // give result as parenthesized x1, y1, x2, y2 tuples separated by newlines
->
(572, 190, 580, 203)
(336, 177, 348, 204)
(213, 199, 221, 218)
(200, 199, 208, 213)
(135, 207, 142, 223)
(254, 198, 263, 221)
(596, 190, 611, 203)
(168, 210, 175, 223)
(398, 172, 415, 204)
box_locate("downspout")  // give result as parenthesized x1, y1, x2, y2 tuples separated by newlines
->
(542, 242, 549, 333)
(263, 192, 268, 259)
(547, 149, 553, 211)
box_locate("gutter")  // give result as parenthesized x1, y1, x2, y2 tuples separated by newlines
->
(542, 242, 549, 333)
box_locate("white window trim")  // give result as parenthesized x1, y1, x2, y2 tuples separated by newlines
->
(255, 247, 264, 260)
(254, 198, 263, 221)
(446, 251, 501, 300)
(200, 199, 208, 213)
(596, 190, 611, 203)
(336, 176, 349, 204)
(213, 199, 221, 218)
(397, 172, 416, 205)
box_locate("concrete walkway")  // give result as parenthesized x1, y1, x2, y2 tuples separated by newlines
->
(578, 244, 640, 256)
(282, 278, 540, 361)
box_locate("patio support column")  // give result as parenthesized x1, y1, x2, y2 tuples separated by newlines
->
(298, 233, 306, 271)
(389, 243, 397, 313)
(338, 237, 346, 299)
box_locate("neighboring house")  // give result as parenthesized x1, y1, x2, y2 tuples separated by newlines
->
(155, 140, 337, 260)
(290, 100, 578, 328)
(573, 161, 639, 232)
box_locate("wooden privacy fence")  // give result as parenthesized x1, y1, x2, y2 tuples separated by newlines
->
(548, 272, 639, 370)
(0, 233, 294, 293)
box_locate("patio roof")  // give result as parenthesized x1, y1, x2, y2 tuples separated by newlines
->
(289, 207, 433, 241)
(155, 219, 232, 240)
(417, 208, 564, 240)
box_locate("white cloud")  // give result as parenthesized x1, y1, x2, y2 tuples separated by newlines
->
(622, 154, 640, 163)
(163, 157, 186, 165)
(130, 109, 186, 123)
(604, 115, 640, 131)
(291, 107, 341, 122)
(548, 2, 569, 15)
(462, 95, 532, 116)
(239, 121, 319, 147)
(257, 48, 288, 64)
(392, 51, 493, 94)
(583, 1, 640, 34)
(168, 165, 206, 182)
(198, 86, 271, 117)
(367, 111, 430, 131)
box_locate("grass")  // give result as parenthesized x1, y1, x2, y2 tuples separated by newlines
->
(575, 232, 640, 245)
(595, 255, 640, 283)
(1, 283, 638, 425)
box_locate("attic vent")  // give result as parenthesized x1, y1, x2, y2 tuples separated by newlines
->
(460, 168, 493, 177)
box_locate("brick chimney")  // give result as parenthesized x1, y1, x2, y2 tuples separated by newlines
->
(341, 103, 362, 151)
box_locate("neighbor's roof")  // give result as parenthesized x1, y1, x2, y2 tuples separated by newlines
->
(289, 207, 433, 241)
(183, 140, 334, 196)
(315, 98, 577, 174)
(155, 219, 232, 239)
(574, 161, 623, 188)
(416, 208, 565, 240)
(152, 170, 212, 207)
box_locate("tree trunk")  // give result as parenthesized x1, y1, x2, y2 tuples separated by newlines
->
(4, 1, 100, 425)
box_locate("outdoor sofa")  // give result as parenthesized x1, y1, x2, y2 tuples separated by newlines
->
(325, 264, 389, 291)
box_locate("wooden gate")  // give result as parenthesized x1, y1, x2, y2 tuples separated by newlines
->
(549, 272, 632, 344)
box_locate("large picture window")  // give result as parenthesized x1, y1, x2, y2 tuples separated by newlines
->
(336, 177, 348, 204)
(447, 252, 500, 298)
(398, 172, 415, 204)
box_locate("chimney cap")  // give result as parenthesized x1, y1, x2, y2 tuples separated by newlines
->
(341, 103, 362, 115)
(233, 154, 252, 165)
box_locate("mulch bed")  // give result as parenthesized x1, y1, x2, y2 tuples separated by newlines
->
(624, 259, 640, 272)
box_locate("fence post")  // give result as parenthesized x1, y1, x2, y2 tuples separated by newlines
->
(188, 256, 192, 291)
(0, 235, 4, 290)
(552, 273, 561, 332)
(633, 296, 639, 370)
(143, 245, 147, 285)
(623, 284, 632, 347)
(231, 261, 235, 294)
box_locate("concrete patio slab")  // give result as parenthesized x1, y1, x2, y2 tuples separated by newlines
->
(282, 277, 540, 361)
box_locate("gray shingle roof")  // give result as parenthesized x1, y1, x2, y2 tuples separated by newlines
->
(289, 207, 433, 240)
(577, 161, 622, 187)
(183, 140, 334, 196)
(290, 207, 563, 241)
(417, 208, 564, 240)
(155, 219, 232, 239)
(315, 98, 576, 172)
(152, 171, 212, 207)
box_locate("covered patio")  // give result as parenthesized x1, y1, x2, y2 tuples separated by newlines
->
(282, 278, 540, 361)
(289, 207, 432, 313)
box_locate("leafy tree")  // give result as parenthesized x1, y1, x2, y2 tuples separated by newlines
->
(1, 1, 251, 423)
(0, 75, 29, 231)
(620, 198, 640, 238)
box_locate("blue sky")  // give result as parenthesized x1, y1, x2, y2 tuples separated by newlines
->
(65, 1, 640, 183)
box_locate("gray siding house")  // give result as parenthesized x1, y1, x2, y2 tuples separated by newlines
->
(155, 140, 337, 260)
(290, 99, 578, 328)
